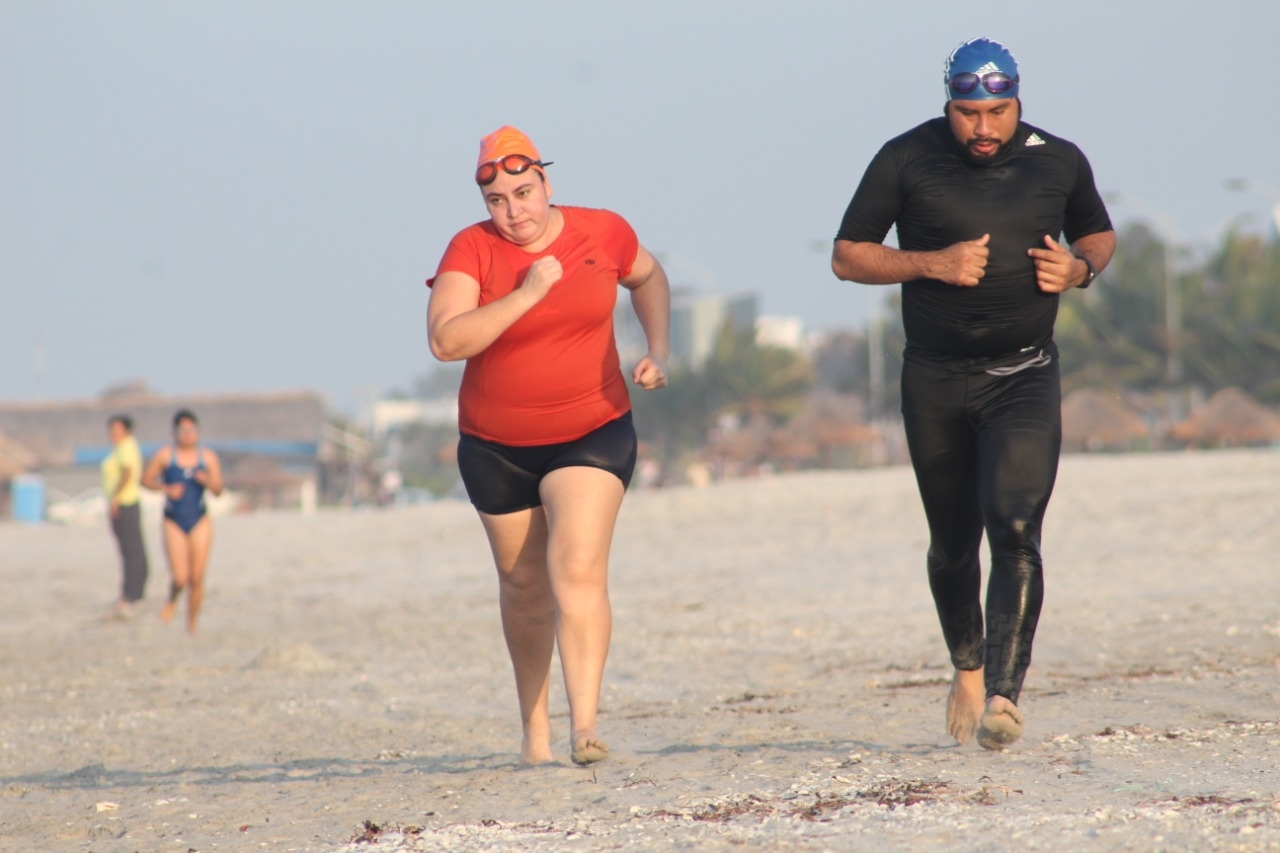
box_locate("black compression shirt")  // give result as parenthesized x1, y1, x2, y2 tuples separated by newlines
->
(837, 117, 1112, 360)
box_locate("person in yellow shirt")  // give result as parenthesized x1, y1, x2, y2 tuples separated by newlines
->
(102, 415, 149, 618)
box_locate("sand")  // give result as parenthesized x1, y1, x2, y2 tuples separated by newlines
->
(2, 449, 1278, 852)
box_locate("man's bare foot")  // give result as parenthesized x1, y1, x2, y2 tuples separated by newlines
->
(977, 695, 1024, 750)
(570, 731, 608, 766)
(159, 601, 176, 624)
(947, 667, 985, 744)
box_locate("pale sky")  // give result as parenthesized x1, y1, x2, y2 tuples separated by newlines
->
(3, 0, 1277, 414)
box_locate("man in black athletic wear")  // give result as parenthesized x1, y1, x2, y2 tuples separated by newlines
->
(831, 37, 1116, 749)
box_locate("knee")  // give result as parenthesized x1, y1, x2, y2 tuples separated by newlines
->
(550, 554, 608, 593)
(986, 515, 1042, 561)
(498, 561, 551, 602)
(927, 544, 980, 576)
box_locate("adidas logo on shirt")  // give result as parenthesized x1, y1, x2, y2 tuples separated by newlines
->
(1025, 133, 1046, 147)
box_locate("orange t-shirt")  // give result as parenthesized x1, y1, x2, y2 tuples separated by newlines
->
(429, 206, 639, 445)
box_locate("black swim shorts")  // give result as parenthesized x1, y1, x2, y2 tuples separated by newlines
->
(456, 412, 637, 515)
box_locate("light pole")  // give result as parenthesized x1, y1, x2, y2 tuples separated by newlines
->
(1224, 178, 1280, 237)
(1104, 192, 1182, 388)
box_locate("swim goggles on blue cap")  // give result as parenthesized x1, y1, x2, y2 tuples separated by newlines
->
(947, 71, 1019, 97)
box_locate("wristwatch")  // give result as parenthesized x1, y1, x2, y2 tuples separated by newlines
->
(1077, 255, 1097, 289)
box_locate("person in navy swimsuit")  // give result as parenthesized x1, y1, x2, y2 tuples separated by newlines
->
(143, 409, 224, 634)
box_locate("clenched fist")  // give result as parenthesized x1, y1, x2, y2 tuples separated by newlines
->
(520, 256, 564, 301)
(932, 234, 990, 287)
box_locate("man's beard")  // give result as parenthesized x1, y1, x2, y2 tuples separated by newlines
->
(962, 136, 1015, 166)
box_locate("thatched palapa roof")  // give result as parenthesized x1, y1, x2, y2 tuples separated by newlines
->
(1061, 388, 1150, 452)
(1169, 388, 1280, 447)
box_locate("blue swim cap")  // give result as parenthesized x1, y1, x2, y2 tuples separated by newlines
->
(944, 37, 1020, 101)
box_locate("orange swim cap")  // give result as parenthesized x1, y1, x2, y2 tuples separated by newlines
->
(477, 125, 542, 168)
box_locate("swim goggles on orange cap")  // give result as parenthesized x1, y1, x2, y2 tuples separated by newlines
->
(475, 154, 554, 186)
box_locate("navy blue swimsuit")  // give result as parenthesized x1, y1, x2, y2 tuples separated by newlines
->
(163, 446, 207, 533)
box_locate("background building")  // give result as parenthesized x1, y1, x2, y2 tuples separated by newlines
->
(616, 286, 760, 371)
(0, 385, 328, 518)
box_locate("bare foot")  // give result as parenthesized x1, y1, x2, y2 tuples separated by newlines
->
(518, 725, 555, 767)
(570, 734, 609, 767)
(519, 742, 555, 767)
(977, 695, 1024, 750)
(159, 601, 176, 624)
(946, 668, 985, 744)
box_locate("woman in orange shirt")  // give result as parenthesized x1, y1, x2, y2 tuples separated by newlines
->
(428, 126, 670, 767)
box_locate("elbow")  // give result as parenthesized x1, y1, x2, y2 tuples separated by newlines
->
(429, 336, 466, 362)
(427, 324, 461, 362)
(831, 242, 861, 282)
(831, 255, 861, 283)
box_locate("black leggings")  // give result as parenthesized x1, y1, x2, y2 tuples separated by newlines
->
(901, 348, 1061, 704)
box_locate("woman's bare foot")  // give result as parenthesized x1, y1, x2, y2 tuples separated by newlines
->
(518, 751, 555, 767)
(947, 667, 985, 744)
(159, 601, 176, 624)
(518, 726, 555, 766)
(977, 695, 1024, 750)
(570, 731, 609, 767)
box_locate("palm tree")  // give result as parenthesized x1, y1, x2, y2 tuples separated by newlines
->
(1057, 222, 1171, 392)
(702, 321, 815, 424)
(1183, 229, 1280, 401)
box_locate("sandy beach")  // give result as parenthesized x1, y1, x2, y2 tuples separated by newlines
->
(2, 449, 1278, 852)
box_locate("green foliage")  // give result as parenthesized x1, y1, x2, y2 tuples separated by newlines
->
(1184, 231, 1280, 400)
(631, 320, 816, 469)
(1057, 223, 1167, 390)
(1058, 224, 1280, 402)
(703, 322, 815, 421)
(630, 361, 712, 470)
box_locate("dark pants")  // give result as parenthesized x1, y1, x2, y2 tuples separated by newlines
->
(111, 502, 150, 603)
(901, 348, 1061, 704)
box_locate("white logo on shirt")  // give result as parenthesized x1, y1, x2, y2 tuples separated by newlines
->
(1025, 133, 1046, 147)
